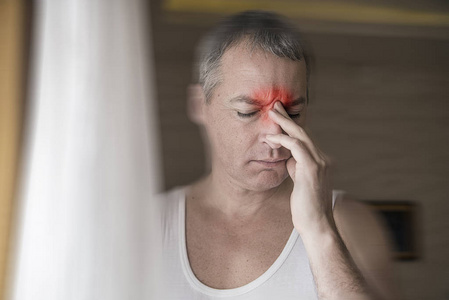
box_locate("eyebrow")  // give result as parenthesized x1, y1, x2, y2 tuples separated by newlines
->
(229, 95, 259, 105)
(229, 95, 306, 106)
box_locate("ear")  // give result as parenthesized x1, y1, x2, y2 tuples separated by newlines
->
(187, 84, 206, 125)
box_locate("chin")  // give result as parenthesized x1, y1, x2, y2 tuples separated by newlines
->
(246, 169, 289, 191)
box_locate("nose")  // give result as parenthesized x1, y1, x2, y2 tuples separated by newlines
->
(260, 112, 283, 149)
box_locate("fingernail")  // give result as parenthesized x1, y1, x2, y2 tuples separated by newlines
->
(274, 101, 283, 110)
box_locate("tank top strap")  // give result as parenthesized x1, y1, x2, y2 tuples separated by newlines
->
(332, 190, 346, 211)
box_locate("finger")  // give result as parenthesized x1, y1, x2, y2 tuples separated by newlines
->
(269, 102, 315, 146)
(272, 101, 291, 119)
(266, 134, 316, 170)
(268, 105, 322, 163)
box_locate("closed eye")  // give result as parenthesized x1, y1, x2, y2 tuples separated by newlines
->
(237, 111, 301, 119)
(237, 111, 258, 118)
(288, 113, 301, 119)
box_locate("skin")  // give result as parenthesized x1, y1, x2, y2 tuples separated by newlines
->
(186, 41, 399, 299)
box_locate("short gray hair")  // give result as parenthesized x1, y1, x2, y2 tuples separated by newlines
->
(194, 10, 311, 103)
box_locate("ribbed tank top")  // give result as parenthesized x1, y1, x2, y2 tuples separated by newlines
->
(158, 187, 344, 299)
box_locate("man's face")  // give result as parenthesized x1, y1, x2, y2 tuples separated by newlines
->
(202, 42, 308, 191)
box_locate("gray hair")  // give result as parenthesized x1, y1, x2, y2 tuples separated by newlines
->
(194, 10, 312, 103)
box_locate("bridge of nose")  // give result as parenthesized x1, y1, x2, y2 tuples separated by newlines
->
(252, 87, 292, 122)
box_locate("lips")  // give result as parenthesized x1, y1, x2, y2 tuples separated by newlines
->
(255, 155, 292, 163)
(258, 159, 286, 163)
(252, 158, 288, 168)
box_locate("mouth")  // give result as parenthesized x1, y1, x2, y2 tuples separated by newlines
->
(252, 159, 287, 168)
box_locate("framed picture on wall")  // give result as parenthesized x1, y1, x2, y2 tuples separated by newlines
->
(366, 201, 419, 261)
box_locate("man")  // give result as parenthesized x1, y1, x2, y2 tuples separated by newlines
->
(158, 10, 399, 299)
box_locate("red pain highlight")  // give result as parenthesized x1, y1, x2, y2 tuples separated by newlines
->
(251, 87, 293, 122)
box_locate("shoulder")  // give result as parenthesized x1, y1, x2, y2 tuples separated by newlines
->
(333, 193, 391, 255)
(333, 193, 400, 300)
(333, 192, 383, 236)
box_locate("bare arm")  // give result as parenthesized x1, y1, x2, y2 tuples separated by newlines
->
(333, 196, 400, 300)
(300, 221, 374, 300)
(266, 102, 397, 299)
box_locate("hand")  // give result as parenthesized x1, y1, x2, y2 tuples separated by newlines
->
(266, 102, 335, 237)
(267, 102, 378, 300)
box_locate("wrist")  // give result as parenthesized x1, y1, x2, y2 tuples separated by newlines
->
(295, 217, 340, 244)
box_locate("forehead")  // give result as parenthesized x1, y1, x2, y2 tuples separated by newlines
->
(216, 42, 307, 101)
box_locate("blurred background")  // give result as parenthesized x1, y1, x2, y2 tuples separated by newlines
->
(1, 0, 448, 299)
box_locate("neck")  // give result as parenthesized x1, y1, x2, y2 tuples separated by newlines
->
(191, 171, 293, 220)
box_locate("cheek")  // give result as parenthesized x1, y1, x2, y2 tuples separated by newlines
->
(208, 111, 251, 151)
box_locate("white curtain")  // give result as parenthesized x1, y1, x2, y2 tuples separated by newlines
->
(10, 0, 161, 299)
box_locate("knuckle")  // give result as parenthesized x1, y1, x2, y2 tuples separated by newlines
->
(292, 140, 302, 148)
(318, 160, 325, 169)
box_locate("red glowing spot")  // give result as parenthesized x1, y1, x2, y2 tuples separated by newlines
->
(251, 87, 293, 122)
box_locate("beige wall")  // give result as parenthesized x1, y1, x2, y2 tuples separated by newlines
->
(151, 3, 449, 299)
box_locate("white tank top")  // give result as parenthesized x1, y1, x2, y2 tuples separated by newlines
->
(158, 187, 344, 299)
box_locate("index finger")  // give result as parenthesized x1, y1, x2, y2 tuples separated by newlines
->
(268, 102, 320, 159)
